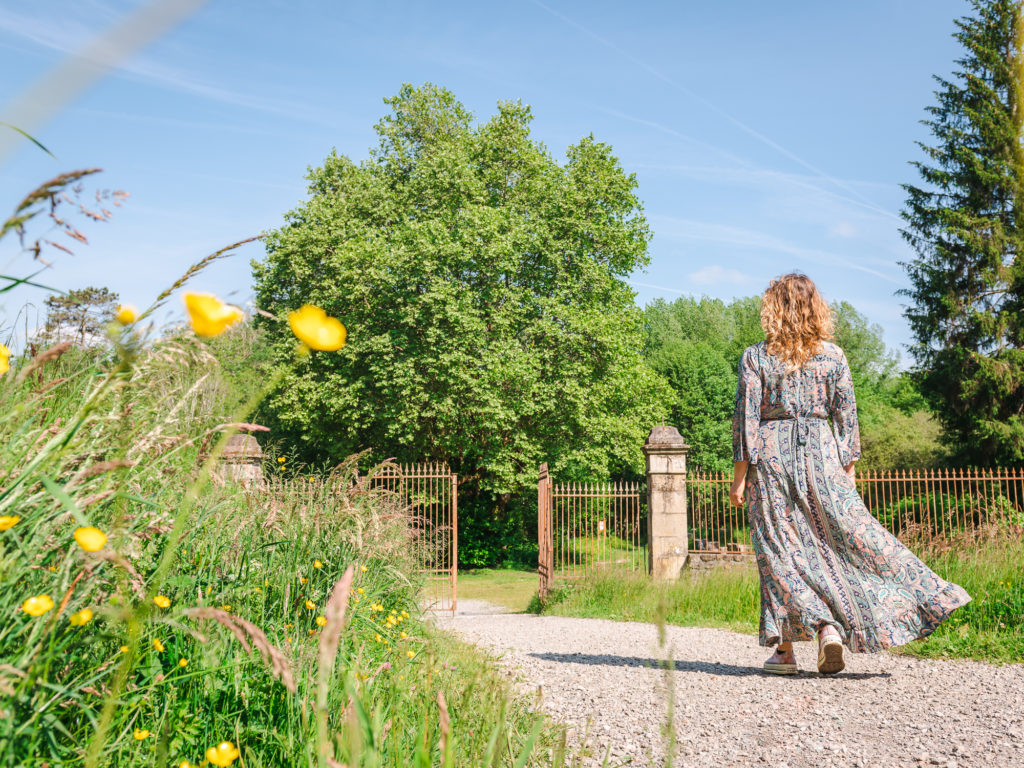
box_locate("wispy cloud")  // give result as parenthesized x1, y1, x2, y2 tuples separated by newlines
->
(0, 5, 334, 126)
(530, 0, 900, 223)
(688, 265, 753, 287)
(649, 215, 901, 284)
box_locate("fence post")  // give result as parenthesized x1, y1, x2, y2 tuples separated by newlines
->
(538, 463, 552, 600)
(642, 426, 690, 580)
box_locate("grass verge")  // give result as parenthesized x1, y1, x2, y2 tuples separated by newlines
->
(534, 538, 1023, 665)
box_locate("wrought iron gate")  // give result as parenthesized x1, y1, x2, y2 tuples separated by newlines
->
(537, 463, 647, 600)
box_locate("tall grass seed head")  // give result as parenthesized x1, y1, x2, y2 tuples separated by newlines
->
(22, 595, 54, 617)
(0, 515, 20, 530)
(287, 304, 347, 351)
(74, 526, 107, 552)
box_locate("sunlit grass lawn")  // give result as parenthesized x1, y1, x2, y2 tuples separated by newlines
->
(534, 538, 1023, 664)
(458, 569, 539, 612)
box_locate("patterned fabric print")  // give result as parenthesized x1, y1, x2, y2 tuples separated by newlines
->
(733, 341, 972, 652)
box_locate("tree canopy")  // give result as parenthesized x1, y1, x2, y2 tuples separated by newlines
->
(42, 286, 119, 345)
(253, 84, 668, 548)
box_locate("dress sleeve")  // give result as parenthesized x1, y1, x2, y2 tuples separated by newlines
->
(829, 348, 862, 465)
(732, 346, 762, 463)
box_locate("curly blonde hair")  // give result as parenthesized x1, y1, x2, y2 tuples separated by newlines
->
(760, 273, 833, 371)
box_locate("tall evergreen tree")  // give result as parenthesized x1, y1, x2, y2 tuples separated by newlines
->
(900, 0, 1024, 465)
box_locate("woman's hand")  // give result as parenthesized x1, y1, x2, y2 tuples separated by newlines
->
(844, 461, 856, 481)
(729, 460, 749, 507)
(729, 477, 746, 507)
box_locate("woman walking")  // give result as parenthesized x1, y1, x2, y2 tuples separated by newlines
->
(729, 273, 972, 675)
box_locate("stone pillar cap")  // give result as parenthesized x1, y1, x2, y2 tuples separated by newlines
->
(642, 425, 689, 452)
(222, 434, 264, 462)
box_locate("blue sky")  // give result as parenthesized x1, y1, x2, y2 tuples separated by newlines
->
(0, 0, 968, 362)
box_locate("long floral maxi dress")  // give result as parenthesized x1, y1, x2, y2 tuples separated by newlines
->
(732, 340, 972, 652)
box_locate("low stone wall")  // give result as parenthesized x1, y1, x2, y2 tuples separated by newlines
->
(684, 552, 757, 573)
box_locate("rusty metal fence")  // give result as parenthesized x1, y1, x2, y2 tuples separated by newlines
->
(538, 463, 646, 599)
(267, 462, 457, 612)
(689, 467, 1024, 554)
(369, 462, 458, 612)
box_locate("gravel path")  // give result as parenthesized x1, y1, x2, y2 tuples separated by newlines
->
(432, 600, 1024, 768)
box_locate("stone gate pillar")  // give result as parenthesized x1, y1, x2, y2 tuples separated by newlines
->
(643, 425, 690, 580)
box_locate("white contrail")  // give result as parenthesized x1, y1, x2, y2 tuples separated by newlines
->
(530, 0, 902, 223)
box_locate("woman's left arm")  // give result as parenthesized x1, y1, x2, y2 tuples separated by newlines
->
(730, 460, 749, 507)
(829, 348, 861, 477)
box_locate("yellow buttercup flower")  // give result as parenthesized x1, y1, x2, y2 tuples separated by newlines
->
(178, 658, 188, 668)
(74, 526, 107, 552)
(153, 595, 171, 608)
(0, 515, 20, 531)
(69, 608, 93, 626)
(220, 604, 231, 612)
(184, 293, 243, 338)
(153, 639, 165, 653)
(308, 628, 316, 636)
(22, 595, 54, 617)
(134, 729, 150, 740)
(264, 578, 269, 587)
(277, 456, 286, 464)
(313, 560, 322, 569)
(206, 741, 240, 767)
(115, 304, 138, 324)
(178, 761, 194, 768)
(406, 650, 415, 658)
(400, 631, 407, 639)
(0, 344, 9, 375)
(288, 305, 347, 351)
(120, 645, 129, 653)
(360, 565, 367, 572)
(316, 615, 326, 627)
(305, 600, 315, 610)
(375, 634, 383, 642)
(300, 576, 308, 585)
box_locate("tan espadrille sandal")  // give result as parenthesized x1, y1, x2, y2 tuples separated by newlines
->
(817, 626, 845, 675)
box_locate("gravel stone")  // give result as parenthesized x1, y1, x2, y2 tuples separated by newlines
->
(432, 600, 1024, 768)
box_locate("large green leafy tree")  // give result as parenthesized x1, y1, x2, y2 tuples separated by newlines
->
(900, 0, 1024, 465)
(253, 84, 668, 566)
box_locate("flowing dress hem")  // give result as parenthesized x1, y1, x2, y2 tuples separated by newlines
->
(757, 582, 973, 653)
